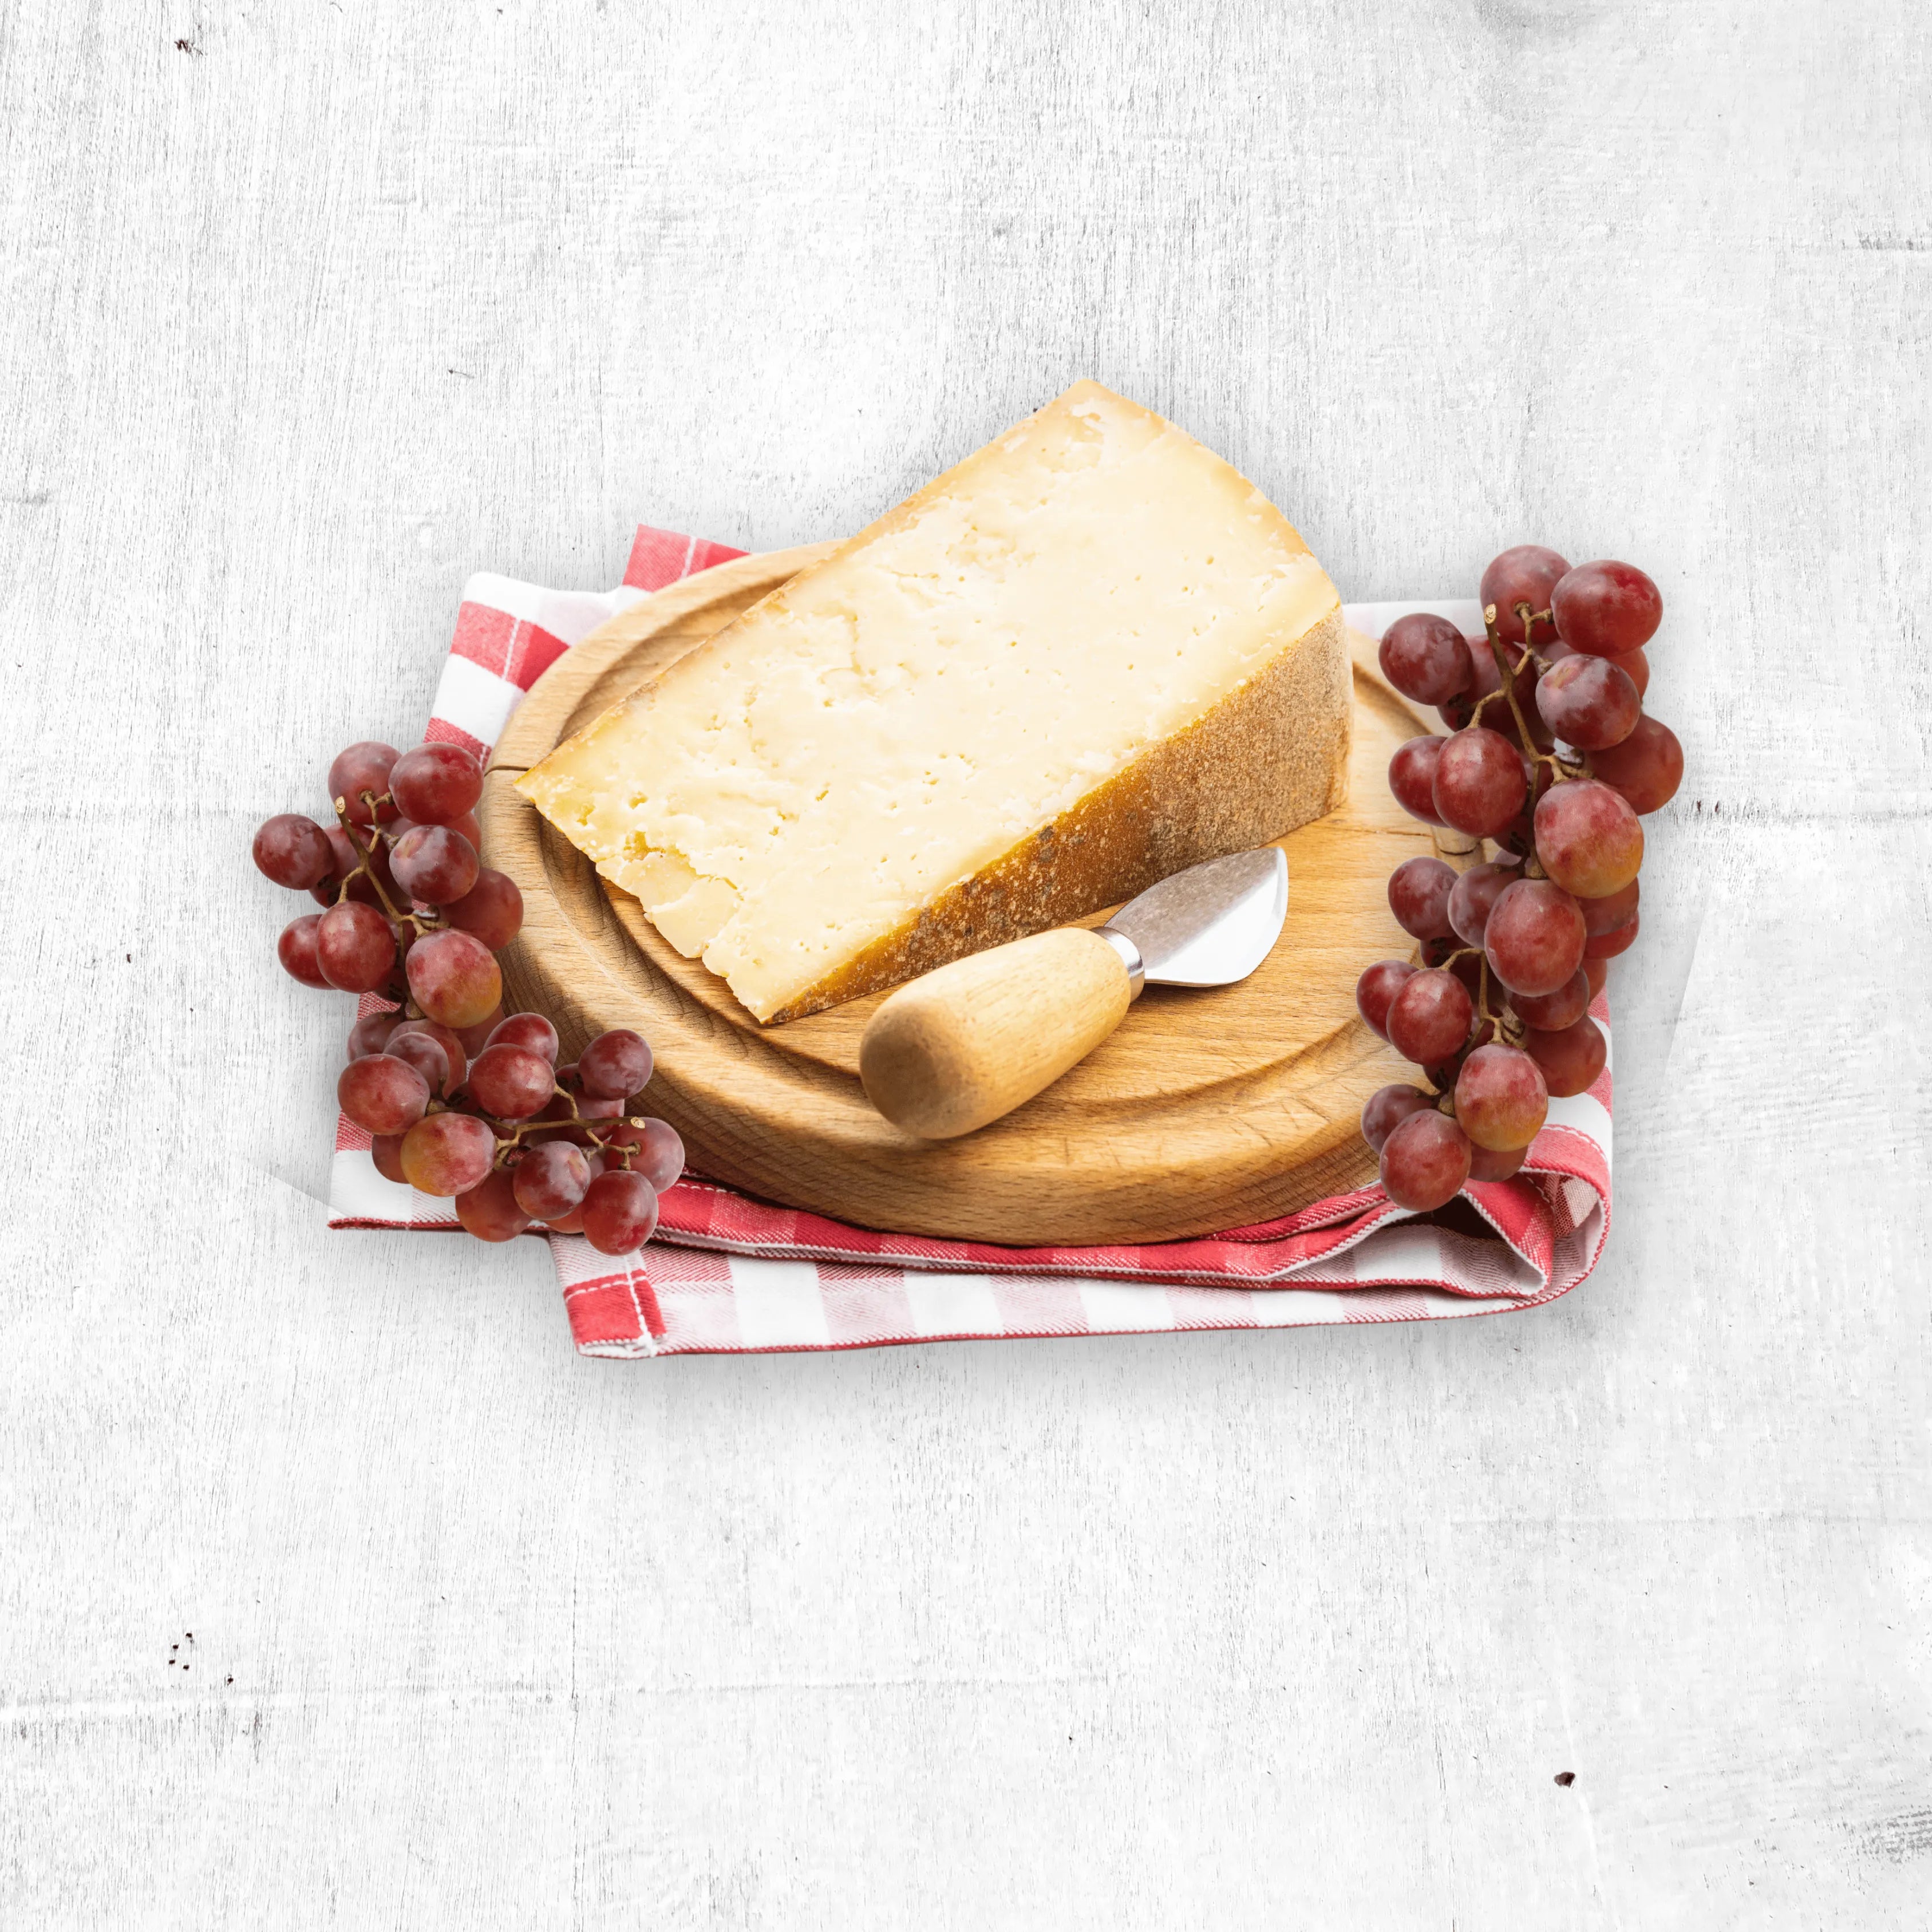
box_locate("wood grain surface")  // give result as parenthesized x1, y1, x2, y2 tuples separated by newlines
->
(4, 3, 1929, 1928)
(486, 550, 1441, 1243)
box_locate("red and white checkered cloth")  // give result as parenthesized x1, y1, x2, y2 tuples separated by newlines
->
(327, 533, 1613, 1357)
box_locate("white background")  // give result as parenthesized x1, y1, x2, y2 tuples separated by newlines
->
(4, 2, 1927, 1925)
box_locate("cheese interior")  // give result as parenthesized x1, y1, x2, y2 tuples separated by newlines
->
(518, 382, 1337, 1021)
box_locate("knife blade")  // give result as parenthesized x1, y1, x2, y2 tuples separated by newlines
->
(1095, 844, 1289, 993)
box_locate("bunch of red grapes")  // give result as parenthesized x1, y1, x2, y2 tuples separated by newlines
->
(1360, 547, 1684, 1212)
(253, 738, 683, 1254)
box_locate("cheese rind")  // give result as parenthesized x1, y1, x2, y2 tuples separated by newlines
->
(517, 382, 1349, 1022)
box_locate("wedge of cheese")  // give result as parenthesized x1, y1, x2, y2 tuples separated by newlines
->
(519, 381, 1348, 1023)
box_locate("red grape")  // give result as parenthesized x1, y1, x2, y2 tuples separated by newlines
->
(1447, 859, 1519, 947)
(316, 900, 397, 993)
(337, 1053, 431, 1135)
(1388, 856, 1458, 941)
(278, 914, 330, 988)
(1524, 1015, 1607, 1097)
(511, 1143, 593, 1221)
(370, 815, 480, 874)
(385, 1028, 455, 1097)
(1493, 801, 1538, 860)
(580, 1170, 661, 1255)
(1589, 716, 1683, 814)
(389, 742, 484, 828)
(487, 1012, 559, 1062)
(1609, 649, 1650, 700)
(322, 824, 358, 879)
(1361, 1084, 1433, 1155)
(456, 1003, 507, 1057)
(1422, 935, 1488, 1020)
(442, 869, 523, 950)
(601, 1117, 685, 1192)
(1379, 1109, 1472, 1211)
(1421, 1009, 1495, 1096)
(1379, 614, 1473, 707)
(1480, 546, 1570, 649)
(1356, 960, 1416, 1039)
(1468, 1143, 1527, 1182)
(1388, 737, 1448, 824)
(454, 1167, 532, 1242)
(1453, 1044, 1548, 1151)
(1432, 727, 1527, 837)
(1551, 639, 1650, 701)
(1510, 968, 1590, 1031)
(1579, 876, 1639, 936)
(1584, 957, 1609, 999)
(1584, 913, 1639, 959)
(390, 1018, 467, 1091)
(384, 928, 414, 1000)
(371, 1133, 408, 1184)
(309, 835, 347, 908)
(327, 742, 401, 827)
(578, 1029, 654, 1100)
(390, 825, 479, 906)
(1485, 879, 1586, 996)
(1437, 638, 1487, 725)
(577, 1092, 630, 1129)
(1551, 560, 1661, 657)
(254, 814, 335, 890)
(1536, 653, 1640, 750)
(1534, 780, 1643, 899)
(468, 1044, 556, 1120)
(347, 1010, 400, 1060)
(406, 929, 502, 1029)
(1386, 968, 1474, 1065)
(398, 1112, 497, 1196)
(545, 1203, 589, 1234)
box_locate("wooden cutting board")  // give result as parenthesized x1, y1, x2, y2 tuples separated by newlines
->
(481, 544, 1449, 1246)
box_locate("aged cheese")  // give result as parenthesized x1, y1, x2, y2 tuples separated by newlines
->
(517, 381, 1348, 1022)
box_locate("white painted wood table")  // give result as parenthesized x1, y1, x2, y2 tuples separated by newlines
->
(3, 3, 1927, 1924)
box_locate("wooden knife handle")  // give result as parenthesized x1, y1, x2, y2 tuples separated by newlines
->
(859, 927, 1133, 1139)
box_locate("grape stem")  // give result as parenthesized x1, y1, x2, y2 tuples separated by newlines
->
(1431, 916, 1526, 1056)
(1444, 619, 1558, 1058)
(332, 789, 448, 1018)
(1481, 603, 1579, 878)
(1483, 606, 1597, 785)
(1481, 603, 1552, 779)
(1467, 643, 1542, 733)
(483, 1089, 650, 1168)
(1429, 942, 1508, 1024)
(331, 793, 407, 924)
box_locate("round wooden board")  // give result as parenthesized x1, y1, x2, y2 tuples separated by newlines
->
(481, 545, 1452, 1246)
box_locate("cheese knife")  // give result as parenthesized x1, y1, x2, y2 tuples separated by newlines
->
(859, 846, 1289, 1139)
